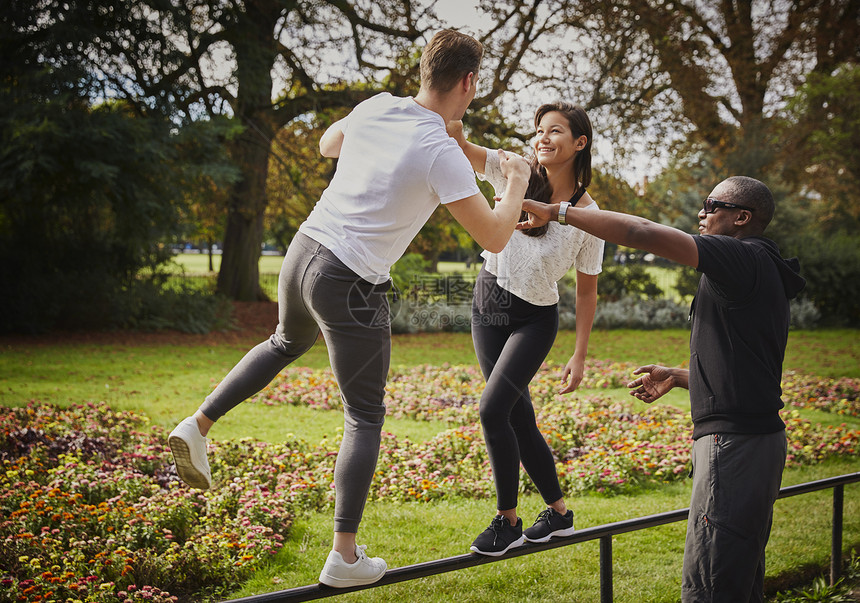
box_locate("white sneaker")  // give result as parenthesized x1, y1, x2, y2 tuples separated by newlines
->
(318, 545, 387, 588)
(168, 416, 211, 489)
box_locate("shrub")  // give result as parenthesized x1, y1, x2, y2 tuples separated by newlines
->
(389, 253, 431, 299)
(789, 232, 860, 326)
(385, 264, 820, 333)
(119, 281, 234, 334)
(390, 301, 472, 334)
(597, 264, 664, 302)
(674, 265, 700, 299)
(593, 297, 690, 329)
(789, 298, 821, 329)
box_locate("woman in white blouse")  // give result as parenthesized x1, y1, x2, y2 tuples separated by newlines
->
(447, 102, 604, 556)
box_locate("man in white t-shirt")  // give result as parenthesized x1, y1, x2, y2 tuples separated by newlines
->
(168, 30, 530, 588)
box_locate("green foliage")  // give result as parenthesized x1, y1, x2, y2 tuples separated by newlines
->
(391, 302, 472, 334)
(777, 64, 860, 236)
(588, 169, 644, 214)
(265, 110, 341, 251)
(592, 297, 690, 330)
(641, 144, 719, 230)
(0, 100, 231, 332)
(674, 265, 700, 299)
(390, 253, 432, 297)
(597, 264, 664, 302)
(119, 281, 234, 335)
(772, 553, 860, 602)
(386, 267, 701, 333)
(786, 233, 860, 327)
(790, 299, 822, 330)
(0, 3, 238, 333)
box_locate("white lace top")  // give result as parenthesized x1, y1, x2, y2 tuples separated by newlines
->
(479, 151, 605, 306)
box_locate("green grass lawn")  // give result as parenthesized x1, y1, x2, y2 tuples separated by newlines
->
(1, 328, 858, 602)
(168, 254, 482, 276)
(3, 329, 856, 426)
(168, 252, 286, 275)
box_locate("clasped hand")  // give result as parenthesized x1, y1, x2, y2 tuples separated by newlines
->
(517, 199, 552, 230)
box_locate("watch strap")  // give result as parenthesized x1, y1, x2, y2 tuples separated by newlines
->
(558, 201, 571, 225)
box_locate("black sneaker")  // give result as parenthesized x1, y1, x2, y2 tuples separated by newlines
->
(470, 515, 525, 557)
(523, 508, 575, 543)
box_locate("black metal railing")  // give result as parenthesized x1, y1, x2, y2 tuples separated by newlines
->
(223, 473, 859, 603)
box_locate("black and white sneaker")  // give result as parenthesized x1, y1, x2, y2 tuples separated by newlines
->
(470, 515, 525, 557)
(523, 508, 575, 543)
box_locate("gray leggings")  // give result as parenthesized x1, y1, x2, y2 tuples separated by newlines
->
(200, 232, 391, 533)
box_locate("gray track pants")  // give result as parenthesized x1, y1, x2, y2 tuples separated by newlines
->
(200, 232, 391, 533)
(682, 430, 787, 602)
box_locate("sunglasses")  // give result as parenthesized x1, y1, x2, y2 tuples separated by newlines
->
(703, 197, 755, 214)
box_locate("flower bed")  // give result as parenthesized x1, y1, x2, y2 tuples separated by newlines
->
(253, 361, 642, 424)
(255, 363, 860, 421)
(0, 404, 312, 603)
(781, 371, 860, 417)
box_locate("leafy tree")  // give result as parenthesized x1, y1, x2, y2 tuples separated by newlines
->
(265, 111, 342, 256)
(179, 121, 243, 272)
(0, 0, 235, 332)
(777, 63, 860, 235)
(405, 209, 468, 272)
(641, 145, 722, 233)
(597, 264, 664, 301)
(65, 0, 427, 300)
(589, 169, 646, 216)
(235, 1, 588, 288)
(784, 232, 860, 326)
(567, 0, 859, 176)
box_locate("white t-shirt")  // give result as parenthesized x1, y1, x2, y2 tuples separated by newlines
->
(299, 93, 480, 284)
(479, 150, 605, 306)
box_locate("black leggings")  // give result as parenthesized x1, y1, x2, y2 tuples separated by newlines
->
(471, 267, 564, 511)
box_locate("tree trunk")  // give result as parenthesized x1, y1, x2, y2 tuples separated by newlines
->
(216, 128, 272, 301)
(215, 2, 278, 301)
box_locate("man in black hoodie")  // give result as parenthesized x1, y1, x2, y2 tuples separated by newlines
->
(519, 176, 806, 602)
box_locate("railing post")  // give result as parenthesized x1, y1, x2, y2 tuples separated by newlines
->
(830, 484, 844, 586)
(600, 535, 613, 603)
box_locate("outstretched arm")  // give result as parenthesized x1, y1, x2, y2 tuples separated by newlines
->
(446, 151, 530, 253)
(519, 202, 700, 268)
(627, 365, 689, 404)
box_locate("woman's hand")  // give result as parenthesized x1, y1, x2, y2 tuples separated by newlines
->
(498, 149, 529, 184)
(446, 120, 466, 146)
(560, 355, 585, 394)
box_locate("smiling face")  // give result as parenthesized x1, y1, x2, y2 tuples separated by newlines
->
(532, 111, 586, 170)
